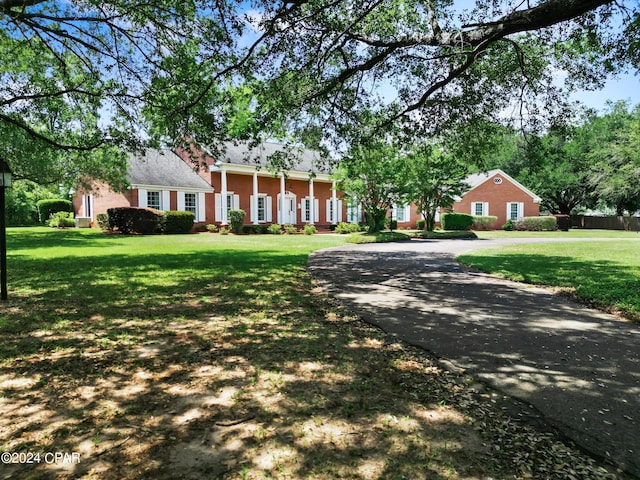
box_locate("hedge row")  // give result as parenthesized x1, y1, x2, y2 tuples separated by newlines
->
(36, 199, 73, 224)
(105, 207, 195, 234)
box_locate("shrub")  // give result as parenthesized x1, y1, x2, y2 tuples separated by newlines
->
(48, 211, 75, 228)
(502, 219, 514, 231)
(36, 199, 73, 224)
(336, 222, 360, 234)
(302, 224, 317, 235)
(97, 213, 111, 231)
(242, 225, 267, 234)
(161, 211, 195, 234)
(514, 216, 557, 231)
(441, 213, 474, 230)
(228, 209, 246, 234)
(416, 219, 426, 230)
(219, 227, 230, 235)
(472, 215, 498, 230)
(267, 224, 282, 235)
(554, 214, 571, 231)
(284, 224, 297, 234)
(206, 224, 219, 233)
(107, 207, 162, 234)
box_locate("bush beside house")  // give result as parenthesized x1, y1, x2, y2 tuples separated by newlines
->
(441, 213, 474, 230)
(37, 199, 73, 224)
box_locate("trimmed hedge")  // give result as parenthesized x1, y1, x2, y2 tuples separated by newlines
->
(472, 215, 498, 230)
(97, 213, 110, 231)
(514, 216, 557, 231)
(441, 212, 474, 231)
(161, 211, 195, 234)
(228, 209, 246, 234)
(107, 207, 163, 234)
(336, 222, 360, 234)
(36, 199, 73, 224)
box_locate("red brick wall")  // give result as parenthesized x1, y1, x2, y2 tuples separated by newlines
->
(453, 172, 539, 229)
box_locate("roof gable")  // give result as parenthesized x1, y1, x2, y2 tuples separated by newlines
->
(464, 169, 541, 202)
(128, 149, 213, 191)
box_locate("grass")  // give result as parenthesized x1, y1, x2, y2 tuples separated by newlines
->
(0, 227, 622, 479)
(458, 239, 640, 321)
(345, 230, 412, 243)
(474, 229, 640, 239)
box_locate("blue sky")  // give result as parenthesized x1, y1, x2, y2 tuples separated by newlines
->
(570, 72, 640, 111)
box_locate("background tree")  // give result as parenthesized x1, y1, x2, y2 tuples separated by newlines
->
(405, 144, 469, 231)
(586, 101, 640, 215)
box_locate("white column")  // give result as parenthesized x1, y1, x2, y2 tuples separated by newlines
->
(252, 170, 259, 225)
(220, 166, 228, 225)
(279, 173, 286, 225)
(331, 181, 338, 225)
(308, 178, 315, 225)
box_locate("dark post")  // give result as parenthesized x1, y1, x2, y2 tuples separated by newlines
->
(0, 158, 13, 301)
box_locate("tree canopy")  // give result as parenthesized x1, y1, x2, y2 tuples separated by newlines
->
(1, 0, 639, 185)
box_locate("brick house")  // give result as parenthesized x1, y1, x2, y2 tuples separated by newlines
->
(74, 143, 349, 229)
(176, 142, 348, 228)
(450, 169, 541, 228)
(73, 149, 214, 225)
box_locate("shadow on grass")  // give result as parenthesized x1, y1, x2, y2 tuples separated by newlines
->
(0, 234, 497, 479)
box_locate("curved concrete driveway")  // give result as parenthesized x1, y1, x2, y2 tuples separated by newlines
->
(308, 238, 640, 477)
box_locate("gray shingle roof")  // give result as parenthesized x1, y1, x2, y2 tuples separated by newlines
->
(215, 142, 330, 174)
(128, 149, 213, 190)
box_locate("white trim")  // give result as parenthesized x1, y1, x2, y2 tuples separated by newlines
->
(161, 191, 170, 211)
(131, 183, 213, 193)
(197, 192, 206, 222)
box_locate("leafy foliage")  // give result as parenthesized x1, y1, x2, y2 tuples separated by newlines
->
(107, 207, 162, 235)
(334, 133, 408, 233)
(405, 144, 469, 231)
(36, 199, 73, 224)
(228, 209, 246, 234)
(48, 211, 75, 228)
(161, 211, 195, 234)
(441, 213, 474, 231)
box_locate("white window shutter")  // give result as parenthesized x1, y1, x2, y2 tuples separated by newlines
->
(483, 202, 489, 216)
(214, 193, 222, 222)
(338, 200, 343, 222)
(266, 197, 273, 222)
(314, 199, 319, 223)
(198, 192, 206, 222)
(326, 199, 331, 223)
(391, 205, 397, 220)
(249, 195, 255, 223)
(177, 192, 185, 211)
(518, 202, 524, 218)
(233, 194, 240, 210)
(162, 191, 170, 211)
(138, 189, 147, 207)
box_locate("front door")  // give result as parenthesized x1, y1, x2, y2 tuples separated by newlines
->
(278, 193, 296, 224)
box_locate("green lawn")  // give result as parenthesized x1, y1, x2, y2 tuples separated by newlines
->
(474, 229, 640, 239)
(0, 228, 620, 479)
(459, 239, 640, 321)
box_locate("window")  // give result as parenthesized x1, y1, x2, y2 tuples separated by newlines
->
(184, 193, 197, 215)
(393, 204, 410, 223)
(257, 196, 266, 222)
(347, 202, 360, 223)
(303, 198, 311, 222)
(147, 191, 161, 210)
(472, 202, 488, 216)
(507, 202, 523, 220)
